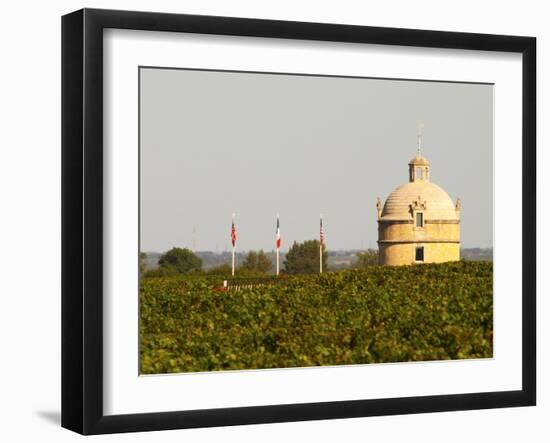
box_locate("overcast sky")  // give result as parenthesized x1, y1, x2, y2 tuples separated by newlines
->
(140, 67, 493, 253)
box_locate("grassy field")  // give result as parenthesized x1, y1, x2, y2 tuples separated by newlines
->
(140, 261, 493, 374)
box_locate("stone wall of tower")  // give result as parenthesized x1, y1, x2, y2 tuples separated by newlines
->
(378, 220, 460, 242)
(378, 241, 460, 266)
(378, 220, 460, 266)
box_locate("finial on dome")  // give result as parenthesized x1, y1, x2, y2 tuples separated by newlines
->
(417, 123, 424, 155)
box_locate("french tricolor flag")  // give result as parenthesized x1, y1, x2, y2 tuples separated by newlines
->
(276, 215, 281, 249)
(320, 216, 325, 246)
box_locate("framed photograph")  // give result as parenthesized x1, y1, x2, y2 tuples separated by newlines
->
(61, 8, 536, 435)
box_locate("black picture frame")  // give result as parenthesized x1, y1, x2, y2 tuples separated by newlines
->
(61, 8, 536, 435)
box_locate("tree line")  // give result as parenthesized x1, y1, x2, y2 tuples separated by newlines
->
(141, 241, 379, 278)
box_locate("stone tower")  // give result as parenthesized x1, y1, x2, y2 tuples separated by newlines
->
(377, 149, 461, 266)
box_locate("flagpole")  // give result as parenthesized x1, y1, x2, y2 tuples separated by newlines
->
(276, 213, 280, 277)
(320, 214, 323, 274)
(232, 245, 235, 276)
(231, 213, 236, 276)
(320, 243, 323, 274)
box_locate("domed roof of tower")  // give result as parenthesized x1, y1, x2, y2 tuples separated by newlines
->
(381, 181, 458, 221)
(408, 154, 430, 166)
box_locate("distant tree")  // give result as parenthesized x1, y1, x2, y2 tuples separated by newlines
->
(241, 251, 258, 271)
(256, 250, 272, 273)
(355, 249, 379, 269)
(241, 250, 273, 274)
(158, 247, 202, 274)
(139, 252, 147, 275)
(284, 240, 327, 275)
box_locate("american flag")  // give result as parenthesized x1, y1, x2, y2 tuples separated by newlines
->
(231, 217, 237, 248)
(276, 216, 281, 249)
(320, 216, 325, 246)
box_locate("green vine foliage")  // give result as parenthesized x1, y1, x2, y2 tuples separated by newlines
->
(140, 261, 493, 374)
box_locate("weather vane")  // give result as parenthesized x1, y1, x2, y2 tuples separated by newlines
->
(417, 123, 425, 155)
